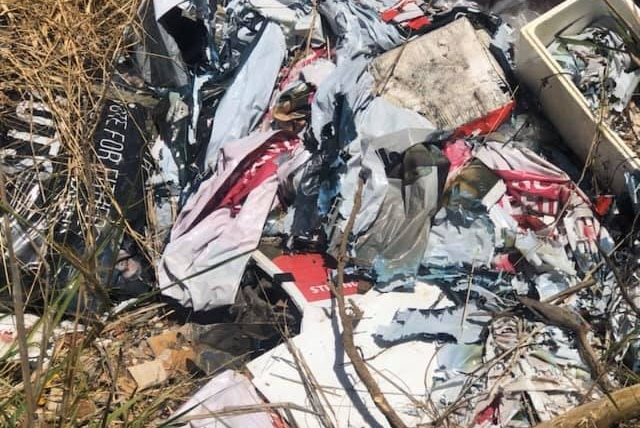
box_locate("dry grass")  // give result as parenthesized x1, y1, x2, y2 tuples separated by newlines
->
(0, 1, 202, 426)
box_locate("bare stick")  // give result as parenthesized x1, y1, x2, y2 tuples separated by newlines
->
(517, 296, 612, 392)
(535, 383, 640, 428)
(543, 277, 598, 303)
(332, 178, 408, 428)
(596, 242, 640, 319)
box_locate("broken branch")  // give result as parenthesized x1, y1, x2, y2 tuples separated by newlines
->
(535, 383, 640, 428)
(332, 177, 408, 428)
(517, 296, 612, 392)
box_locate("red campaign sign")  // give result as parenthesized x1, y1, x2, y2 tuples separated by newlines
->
(272, 253, 359, 303)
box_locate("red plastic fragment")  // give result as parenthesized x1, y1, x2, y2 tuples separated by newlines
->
(454, 100, 516, 138)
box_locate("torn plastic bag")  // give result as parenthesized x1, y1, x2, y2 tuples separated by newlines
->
(156, 0, 218, 70)
(171, 369, 277, 428)
(355, 135, 449, 290)
(229, 0, 324, 45)
(310, 55, 374, 146)
(319, 0, 403, 56)
(375, 303, 491, 345)
(204, 21, 286, 170)
(337, 104, 440, 238)
(291, 58, 379, 246)
(290, 91, 363, 248)
(159, 130, 300, 311)
(423, 207, 495, 268)
(130, 1, 190, 88)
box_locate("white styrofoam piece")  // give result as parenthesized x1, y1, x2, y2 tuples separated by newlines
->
(516, 0, 640, 193)
(247, 284, 447, 428)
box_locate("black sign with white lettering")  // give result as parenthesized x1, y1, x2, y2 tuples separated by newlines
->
(0, 94, 151, 311)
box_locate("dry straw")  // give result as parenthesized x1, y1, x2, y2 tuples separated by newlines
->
(0, 2, 199, 426)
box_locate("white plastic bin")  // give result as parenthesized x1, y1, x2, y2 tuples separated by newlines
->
(516, 0, 640, 194)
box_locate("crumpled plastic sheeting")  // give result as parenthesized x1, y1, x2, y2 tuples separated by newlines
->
(135, 0, 191, 88)
(241, 0, 325, 44)
(423, 208, 495, 268)
(473, 141, 613, 274)
(310, 55, 373, 145)
(354, 137, 449, 290)
(339, 102, 437, 237)
(300, 3, 403, 246)
(359, 98, 436, 139)
(319, 0, 403, 57)
(173, 369, 275, 428)
(375, 304, 491, 345)
(337, 102, 440, 239)
(474, 140, 574, 210)
(204, 21, 286, 170)
(159, 131, 300, 311)
(357, 177, 435, 288)
(515, 230, 577, 275)
(309, 0, 404, 141)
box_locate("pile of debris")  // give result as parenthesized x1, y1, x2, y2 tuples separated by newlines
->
(3, 0, 640, 426)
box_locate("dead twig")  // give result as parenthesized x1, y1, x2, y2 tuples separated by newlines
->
(331, 177, 408, 428)
(596, 242, 640, 319)
(174, 401, 322, 423)
(517, 296, 613, 393)
(535, 383, 640, 428)
(542, 277, 598, 303)
(283, 339, 336, 428)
